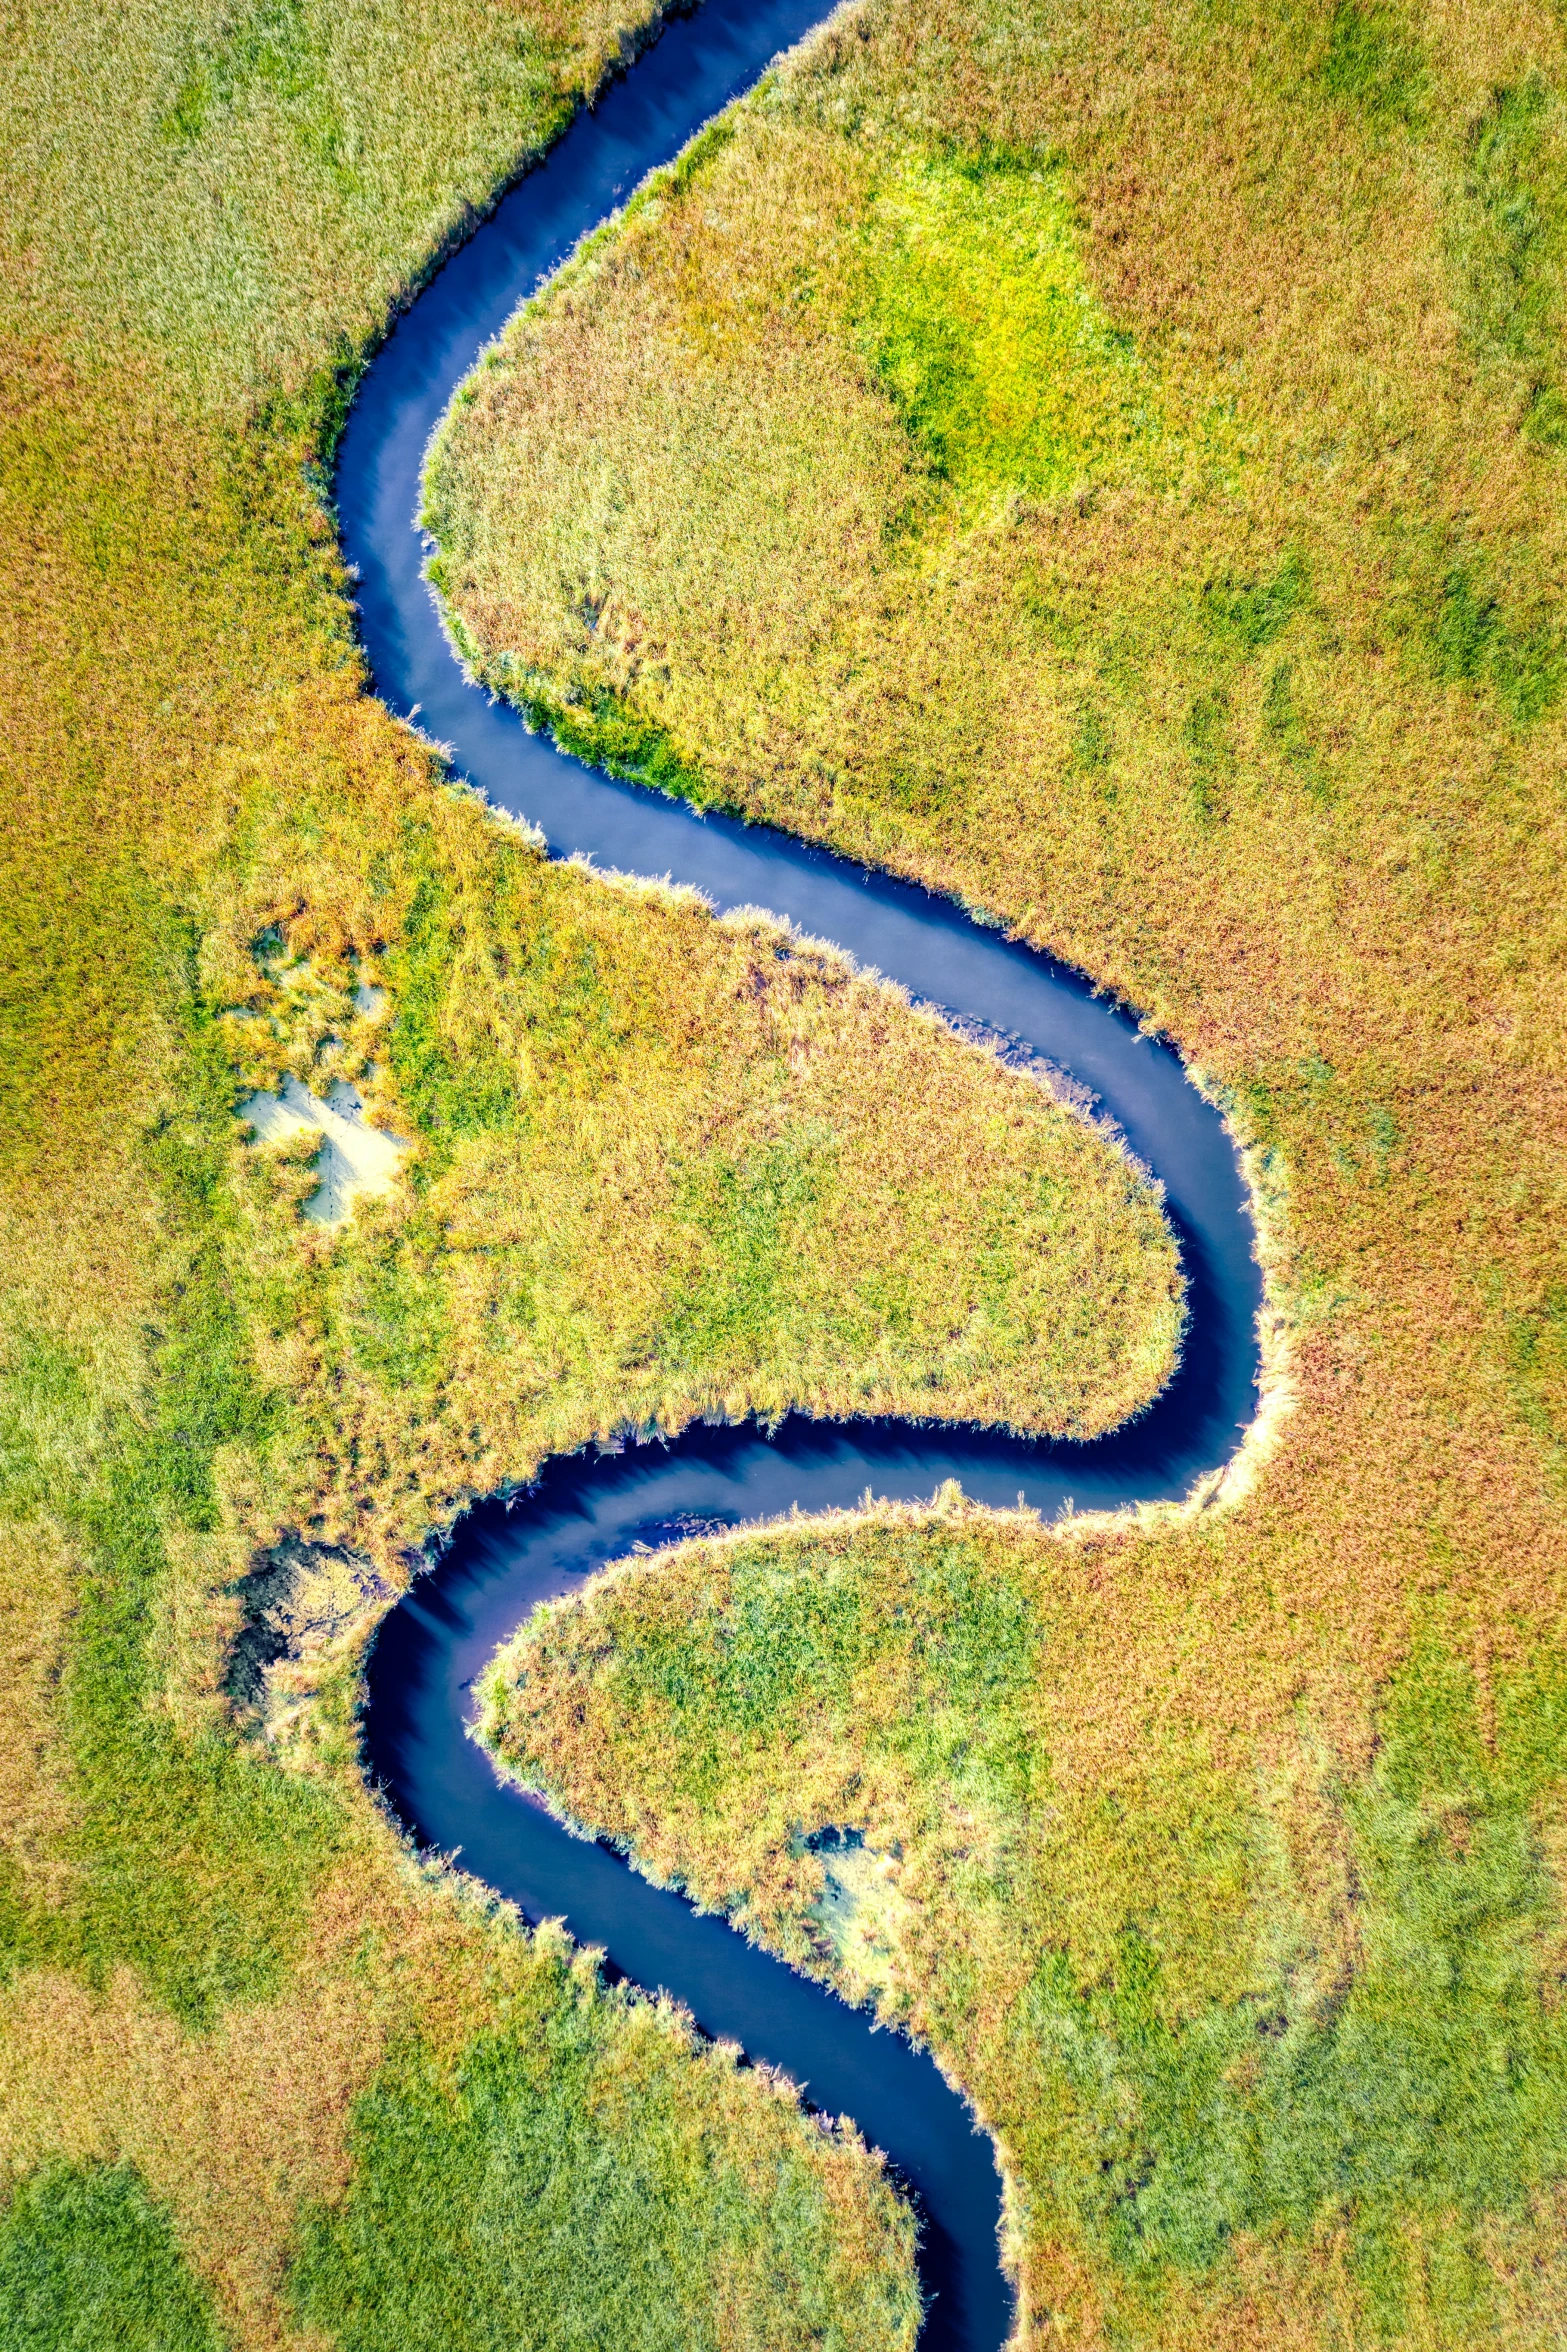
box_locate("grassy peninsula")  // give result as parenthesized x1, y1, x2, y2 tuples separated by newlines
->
(0, 0, 1189, 2343)
(438, 0, 1567, 2343)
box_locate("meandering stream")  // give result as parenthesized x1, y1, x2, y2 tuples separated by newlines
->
(338, 5, 1264, 2342)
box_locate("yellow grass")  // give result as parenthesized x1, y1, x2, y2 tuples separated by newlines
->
(0, 0, 1187, 2339)
(427, 0, 1567, 2341)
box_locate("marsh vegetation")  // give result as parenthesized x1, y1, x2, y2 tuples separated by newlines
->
(429, 0, 1567, 2340)
(0, 0, 1185, 2341)
(8, 0, 1567, 2341)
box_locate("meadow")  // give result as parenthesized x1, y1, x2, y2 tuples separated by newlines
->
(435, 0, 1567, 2341)
(0, 0, 1192, 2343)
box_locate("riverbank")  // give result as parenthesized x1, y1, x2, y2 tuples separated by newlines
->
(425, 0, 1567, 2341)
(0, 0, 1192, 2340)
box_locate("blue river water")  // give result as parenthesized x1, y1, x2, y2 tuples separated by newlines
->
(338, 6, 1264, 2343)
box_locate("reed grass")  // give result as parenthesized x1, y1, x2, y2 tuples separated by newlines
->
(434, 0, 1567, 2341)
(0, 0, 1184, 2340)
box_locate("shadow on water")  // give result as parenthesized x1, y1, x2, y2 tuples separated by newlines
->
(342, 2, 1266, 2342)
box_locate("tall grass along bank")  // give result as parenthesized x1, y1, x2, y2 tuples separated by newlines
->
(0, 0, 1189, 2342)
(432, 0, 1567, 2341)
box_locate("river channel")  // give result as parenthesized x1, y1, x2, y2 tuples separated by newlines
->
(338, 6, 1265, 2343)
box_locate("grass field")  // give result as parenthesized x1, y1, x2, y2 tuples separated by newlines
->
(485, 1505, 1567, 2345)
(0, 0, 1203, 2342)
(433, 0, 1567, 2342)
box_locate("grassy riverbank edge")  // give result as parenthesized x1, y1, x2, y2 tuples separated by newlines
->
(2, 0, 1198, 2335)
(461, 1243, 1300, 2323)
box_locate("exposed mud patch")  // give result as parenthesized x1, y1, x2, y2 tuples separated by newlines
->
(237, 1076, 409, 1222)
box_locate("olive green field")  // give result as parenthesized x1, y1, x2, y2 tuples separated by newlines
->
(5, 0, 1567, 2347)
(447, 1, 1567, 2344)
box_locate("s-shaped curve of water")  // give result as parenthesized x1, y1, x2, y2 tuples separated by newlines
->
(337, 5, 1265, 2344)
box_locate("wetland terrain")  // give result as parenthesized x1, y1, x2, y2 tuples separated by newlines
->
(4, 1, 1567, 2348)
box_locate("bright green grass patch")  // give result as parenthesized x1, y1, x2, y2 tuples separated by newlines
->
(291, 2000, 919, 2352)
(162, 0, 354, 185)
(1314, 1, 1426, 128)
(0, 2160, 225, 2352)
(482, 1518, 1567, 2340)
(0, 947, 342, 2022)
(497, 672, 717, 815)
(1427, 563, 1563, 725)
(856, 150, 1162, 507)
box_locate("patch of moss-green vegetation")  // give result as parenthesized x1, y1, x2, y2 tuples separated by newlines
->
(1315, 1, 1426, 127)
(384, 853, 522, 1153)
(1201, 548, 1310, 655)
(340, 1251, 451, 1394)
(1505, 1280, 1567, 1481)
(1458, 73, 1567, 442)
(661, 1129, 828, 1379)
(513, 678, 718, 811)
(1027, 1637, 1567, 2330)
(1427, 564, 1562, 725)
(163, 0, 348, 179)
(856, 150, 1162, 507)
(645, 1529, 1035, 1791)
(0, 2160, 225, 2352)
(291, 2002, 919, 2352)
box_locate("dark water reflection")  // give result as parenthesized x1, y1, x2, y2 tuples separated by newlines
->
(343, 5, 1265, 2343)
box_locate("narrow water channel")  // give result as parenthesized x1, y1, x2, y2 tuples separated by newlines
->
(338, 7, 1265, 2344)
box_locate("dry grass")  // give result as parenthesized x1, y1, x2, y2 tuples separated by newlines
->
(425, 0, 1567, 2341)
(0, 0, 1188, 2338)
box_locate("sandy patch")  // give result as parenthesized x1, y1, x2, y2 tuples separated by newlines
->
(237, 1076, 408, 1223)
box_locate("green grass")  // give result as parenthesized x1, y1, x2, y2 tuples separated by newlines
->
(0, 962, 343, 2024)
(0, 2161, 225, 2352)
(1315, 1, 1425, 126)
(292, 1989, 919, 2352)
(481, 1512, 1567, 2344)
(854, 149, 1166, 509)
(1458, 71, 1567, 442)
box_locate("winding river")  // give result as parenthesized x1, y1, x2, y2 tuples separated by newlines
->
(339, 5, 1264, 2344)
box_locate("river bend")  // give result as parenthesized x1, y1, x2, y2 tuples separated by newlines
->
(338, 6, 1265, 2345)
